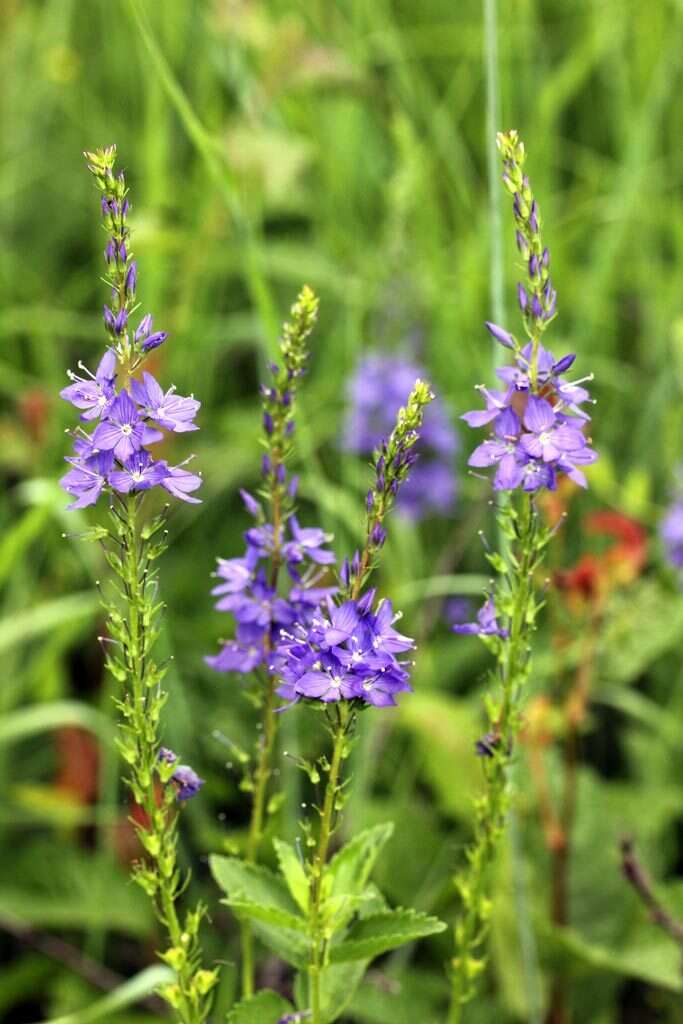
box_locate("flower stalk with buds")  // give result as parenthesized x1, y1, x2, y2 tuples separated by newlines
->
(61, 146, 214, 1023)
(448, 131, 598, 1022)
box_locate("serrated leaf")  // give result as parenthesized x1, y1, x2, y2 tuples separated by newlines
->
(308, 961, 368, 1024)
(210, 855, 301, 917)
(211, 855, 309, 966)
(226, 898, 307, 933)
(327, 823, 394, 901)
(227, 989, 294, 1024)
(243, 915, 309, 969)
(329, 908, 446, 963)
(274, 838, 309, 913)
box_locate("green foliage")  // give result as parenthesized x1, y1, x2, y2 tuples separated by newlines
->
(329, 908, 446, 963)
(5, 0, 683, 1021)
(213, 831, 446, 1021)
(227, 990, 294, 1024)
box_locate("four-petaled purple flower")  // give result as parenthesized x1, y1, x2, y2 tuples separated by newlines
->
(452, 598, 508, 638)
(60, 350, 117, 421)
(131, 373, 200, 433)
(92, 390, 143, 463)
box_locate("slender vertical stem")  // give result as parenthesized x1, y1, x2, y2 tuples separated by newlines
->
(241, 671, 278, 997)
(308, 705, 350, 1024)
(120, 496, 204, 1024)
(449, 497, 539, 1024)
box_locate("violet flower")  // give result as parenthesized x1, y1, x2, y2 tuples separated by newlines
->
(343, 352, 458, 519)
(661, 498, 683, 569)
(60, 159, 201, 510)
(273, 594, 414, 708)
(453, 598, 508, 638)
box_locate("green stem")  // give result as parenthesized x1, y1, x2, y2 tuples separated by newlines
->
(449, 496, 539, 1023)
(121, 496, 205, 1024)
(241, 671, 278, 997)
(309, 705, 350, 1024)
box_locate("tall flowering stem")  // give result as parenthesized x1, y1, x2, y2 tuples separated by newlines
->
(273, 380, 433, 1024)
(244, 287, 320, 997)
(62, 147, 214, 1023)
(448, 132, 597, 1021)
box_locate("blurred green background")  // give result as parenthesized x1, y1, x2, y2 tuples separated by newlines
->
(5, 0, 683, 1021)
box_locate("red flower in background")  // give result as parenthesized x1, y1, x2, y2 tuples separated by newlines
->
(554, 510, 647, 608)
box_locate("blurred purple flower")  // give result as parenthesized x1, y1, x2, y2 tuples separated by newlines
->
(342, 352, 458, 519)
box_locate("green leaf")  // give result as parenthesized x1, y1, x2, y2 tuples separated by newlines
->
(227, 898, 307, 933)
(329, 908, 446, 963)
(317, 961, 368, 1024)
(0, 592, 99, 655)
(210, 855, 302, 919)
(227, 989, 294, 1024)
(543, 924, 683, 993)
(598, 580, 683, 684)
(0, 700, 115, 748)
(32, 965, 173, 1024)
(274, 837, 309, 913)
(211, 855, 309, 966)
(327, 823, 394, 901)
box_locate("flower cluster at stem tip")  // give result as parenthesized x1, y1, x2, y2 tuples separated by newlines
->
(205, 285, 340, 677)
(60, 145, 201, 510)
(462, 131, 597, 494)
(273, 378, 433, 709)
(343, 351, 459, 519)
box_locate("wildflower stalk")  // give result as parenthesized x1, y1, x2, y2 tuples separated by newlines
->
(450, 131, 596, 1019)
(71, 146, 214, 1022)
(304, 380, 433, 1024)
(241, 286, 319, 998)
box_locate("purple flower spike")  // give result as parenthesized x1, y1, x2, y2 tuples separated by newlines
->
(342, 352, 458, 520)
(272, 592, 413, 710)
